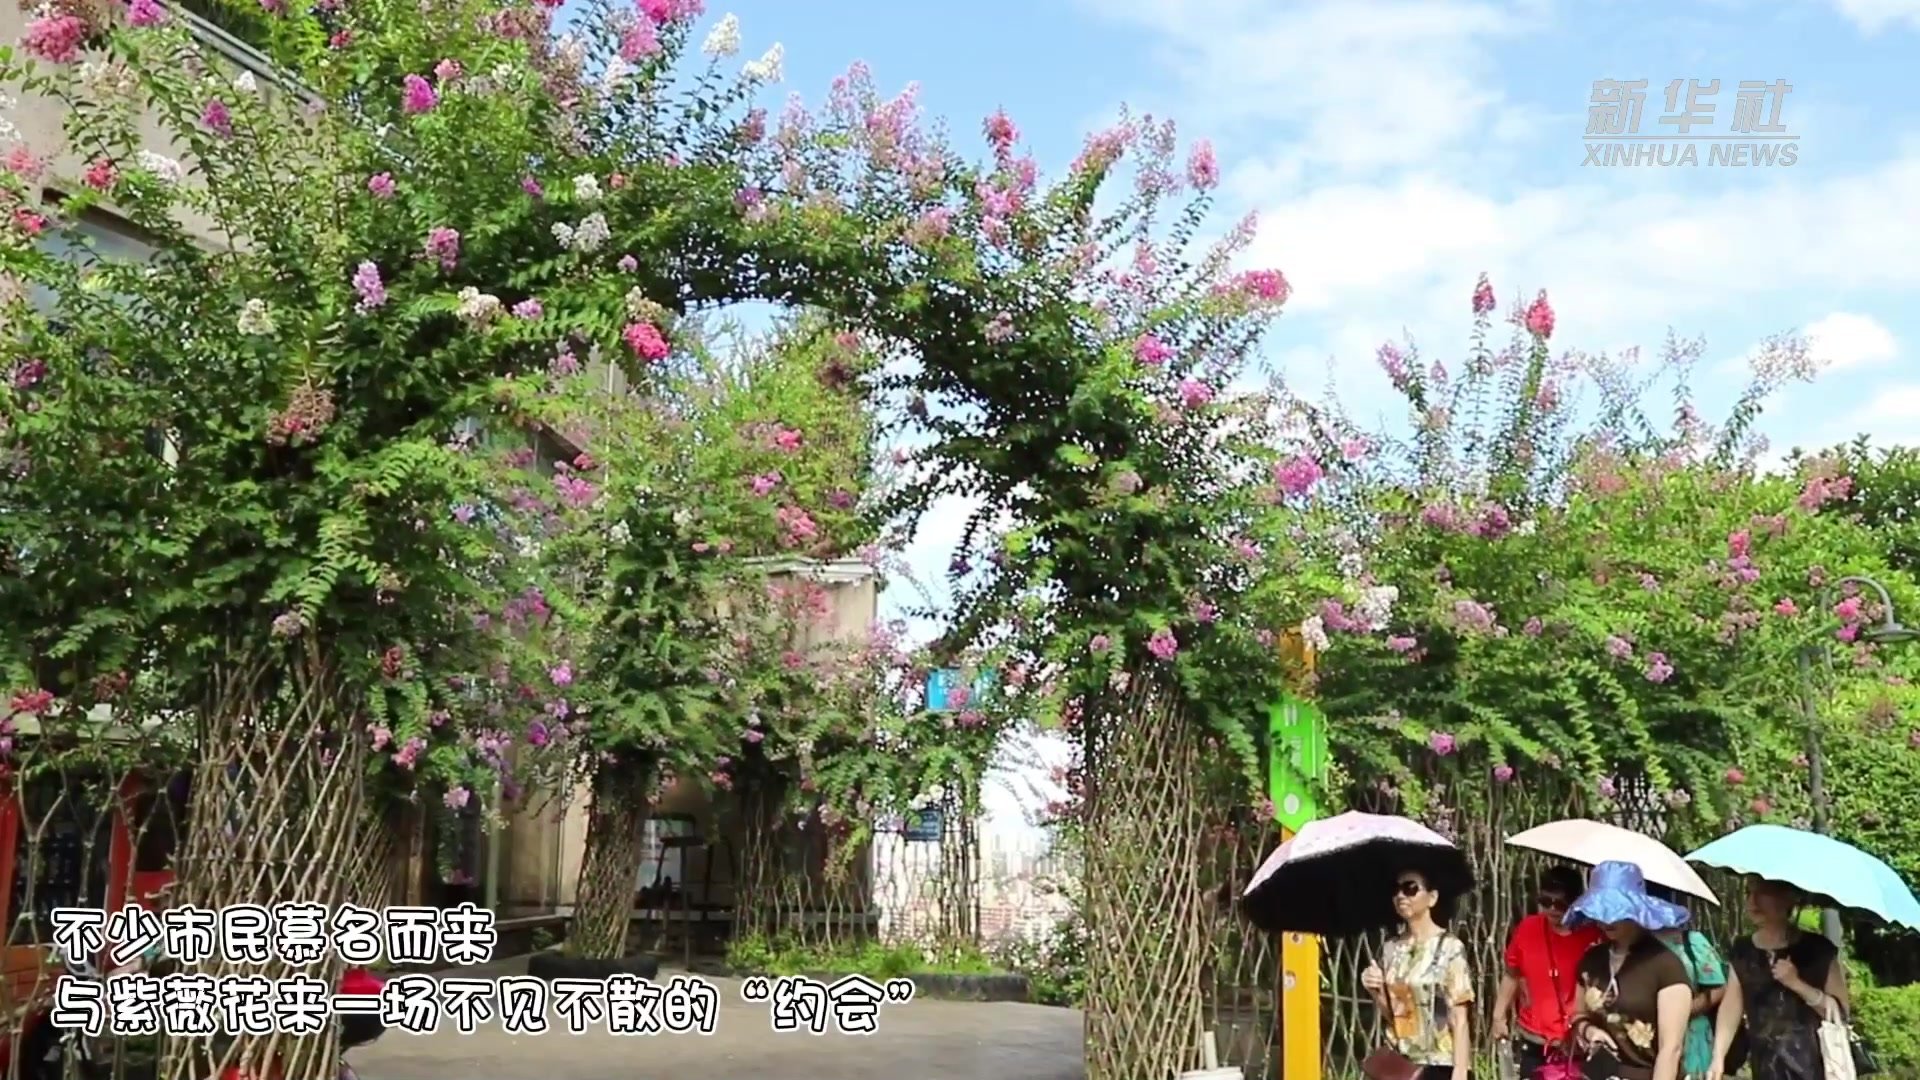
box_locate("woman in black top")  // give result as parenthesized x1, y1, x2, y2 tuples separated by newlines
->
(1706, 879, 1849, 1080)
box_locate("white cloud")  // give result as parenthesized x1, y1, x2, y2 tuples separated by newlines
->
(1243, 155, 1920, 357)
(1804, 312, 1899, 371)
(1071, 0, 1920, 430)
(1830, 0, 1920, 33)
(1085, 0, 1548, 185)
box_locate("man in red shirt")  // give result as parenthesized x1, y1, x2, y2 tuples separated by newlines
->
(1491, 866, 1603, 1077)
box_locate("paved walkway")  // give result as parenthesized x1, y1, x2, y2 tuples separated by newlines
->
(351, 958, 1085, 1080)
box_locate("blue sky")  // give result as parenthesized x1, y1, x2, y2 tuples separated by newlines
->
(683, 0, 1920, 828)
(695, 0, 1920, 580)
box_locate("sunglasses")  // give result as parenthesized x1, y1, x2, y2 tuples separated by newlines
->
(1394, 880, 1426, 897)
(1537, 895, 1569, 911)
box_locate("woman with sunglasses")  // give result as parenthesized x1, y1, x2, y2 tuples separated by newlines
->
(1362, 869, 1475, 1080)
(1564, 862, 1693, 1080)
(1493, 866, 1603, 1078)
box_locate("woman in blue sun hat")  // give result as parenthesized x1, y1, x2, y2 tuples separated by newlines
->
(1563, 861, 1695, 1080)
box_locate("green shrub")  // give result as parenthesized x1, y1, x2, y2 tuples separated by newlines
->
(990, 915, 1087, 1007)
(1853, 983, 1920, 1077)
(723, 934, 1001, 978)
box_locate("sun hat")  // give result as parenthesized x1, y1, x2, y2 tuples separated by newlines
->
(1564, 860, 1691, 931)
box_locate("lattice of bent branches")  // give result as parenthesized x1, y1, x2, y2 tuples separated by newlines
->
(159, 645, 369, 1080)
(733, 774, 788, 942)
(0, 727, 187, 1080)
(1199, 815, 1284, 1079)
(1080, 677, 1213, 1080)
(569, 759, 656, 959)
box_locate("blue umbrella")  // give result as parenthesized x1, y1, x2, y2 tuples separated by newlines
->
(1686, 824, 1920, 932)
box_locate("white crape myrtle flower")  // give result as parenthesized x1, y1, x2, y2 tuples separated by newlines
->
(1299, 614, 1331, 653)
(135, 149, 181, 183)
(236, 299, 275, 336)
(623, 286, 650, 318)
(551, 222, 576, 247)
(601, 56, 630, 92)
(1355, 584, 1399, 632)
(570, 212, 610, 253)
(608, 520, 632, 545)
(742, 42, 783, 84)
(455, 287, 502, 326)
(572, 173, 602, 203)
(702, 13, 740, 58)
(232, 71, 258, 94)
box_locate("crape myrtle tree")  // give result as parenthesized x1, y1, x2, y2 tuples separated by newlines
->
(485, 317, 896, 961)
(6, 0, 1326, 1076)
(1272, 284, 1918, 851)
(0, 0, 855, 1075)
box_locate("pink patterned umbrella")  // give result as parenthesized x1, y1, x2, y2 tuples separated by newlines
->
(1242, 811, 1475, 936)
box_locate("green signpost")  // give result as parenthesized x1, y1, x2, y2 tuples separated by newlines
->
(1267, 695, 1327, 833)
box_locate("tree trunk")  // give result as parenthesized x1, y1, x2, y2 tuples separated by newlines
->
(1079, 676, 1211, 1080)
(566, 757, 655, 959)
(161, 645, 366, 1080)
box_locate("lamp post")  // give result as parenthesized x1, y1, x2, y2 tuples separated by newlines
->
(1796, 574, 1917, 948)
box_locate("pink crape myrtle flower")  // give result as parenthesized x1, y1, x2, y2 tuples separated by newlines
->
(401, 73, 439, 114)
(1644, 652, 1674, 684)
(1523, 290, 1555, 339)
(424, 226, 460, 270)
(350, 262, 386, 313)
(1185, 139, 1218, 191)
(367, 172, 396, 198)
(127, 0, 167, 27)
(624, 321, 670, 361)
(202, 99, 234, 138)
(1147, 628, 1178, 661)
(1271, 455, 1323, 498)
(1133, 332, 1174, 367)
(81, 158, 117, 192)
(23, 13, 87, 64)
(1429, 731, 1456, 756)
(1471, 274, 1495, 315)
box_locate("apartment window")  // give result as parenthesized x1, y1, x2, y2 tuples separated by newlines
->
(28, 206, 157, 315)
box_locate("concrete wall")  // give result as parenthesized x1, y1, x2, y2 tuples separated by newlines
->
(494, 562, 880, 918)
(3, 4, 287, 249)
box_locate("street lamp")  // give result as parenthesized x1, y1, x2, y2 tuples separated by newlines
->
(1797, 574, 1914, 948)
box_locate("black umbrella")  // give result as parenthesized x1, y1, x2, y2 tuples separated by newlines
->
(1242, 810, 1476, 937)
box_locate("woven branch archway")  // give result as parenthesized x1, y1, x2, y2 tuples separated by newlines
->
(568, 756, 657, 959)
(1080, 676, 1213, 1080)
(160, 642, 369, 1080)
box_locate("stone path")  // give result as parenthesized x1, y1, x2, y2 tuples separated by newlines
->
(350, 957, 1085, 1080)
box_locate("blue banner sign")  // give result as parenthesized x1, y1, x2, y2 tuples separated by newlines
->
(902, 808, 944, 841)
(925, 668, 997, 712)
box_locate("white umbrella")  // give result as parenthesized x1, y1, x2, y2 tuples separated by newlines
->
(1507, 818, 1719, 905)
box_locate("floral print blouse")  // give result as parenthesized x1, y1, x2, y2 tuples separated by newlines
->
(1573, 938, 1690, 1080)
(1381, 932, 1475, 1067)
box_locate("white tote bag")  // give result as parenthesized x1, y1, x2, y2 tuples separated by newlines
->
(1817, 999, 1859, 1080)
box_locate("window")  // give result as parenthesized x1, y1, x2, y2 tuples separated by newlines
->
(28, 207, 157, 316)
